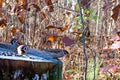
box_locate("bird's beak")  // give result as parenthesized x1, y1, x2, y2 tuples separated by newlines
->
(17, 41, 21, 45)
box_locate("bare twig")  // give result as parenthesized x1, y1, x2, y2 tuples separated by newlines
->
(77, 0, 88, 80)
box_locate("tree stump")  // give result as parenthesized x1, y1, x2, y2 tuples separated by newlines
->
(0, 55, 63, 80)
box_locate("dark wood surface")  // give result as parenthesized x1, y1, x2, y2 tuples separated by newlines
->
(0, 53, 63, 80)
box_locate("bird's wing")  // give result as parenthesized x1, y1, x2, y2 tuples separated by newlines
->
(0, 43, 17, 52)
(27, 48, 54, 59)
(0, 43, 11, 50)
(28, 48, 68, 59)
(0, 47, 16, 56)
(43, 49, 69, 58)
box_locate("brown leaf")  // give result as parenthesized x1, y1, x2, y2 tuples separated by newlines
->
(62, 36, 75, 46)
(72, 31, 82, 35)
(47, 35, 62, 42)
(31, 4, 40, 12)
(45, 25, 56, 29)
(81, 0, 91, 8)
(44, 0, 54, 12)
(14, 5, 25, 13)
(103, 1, 114, 11)
(111, 3, 120, 21)
(63, 11, 71, 15)
(16, 27, 23, 33)
(0, 8, 5, 16)
(108, 65, 118, 74)
(46, 25, 69, 32)
(17, 11, 25, 24)
(40, 11, 46, 20)
(0, 18, 6, 26)
(31, 0, 39, 2)
(15, 0, 27, 5)
(0, 0, 3, 8)
(11, 27, 16, 36)
(58, 25, 69, 32)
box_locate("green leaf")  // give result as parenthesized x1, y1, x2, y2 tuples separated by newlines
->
(116, 76, 120, 80)
(72, 24, 82, 29)
(74, 16, 80, 21)
(88, 16, 98, 20)
(75, 4, 80, 10)
(86, 10, 94, 14)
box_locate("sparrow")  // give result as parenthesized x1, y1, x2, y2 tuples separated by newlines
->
(18, 45, 69, 59)
(0, 48, 16, 56)
(17, 45, 28, 56)
(0, 38, 20, 52)
(43, 49, 69, 58)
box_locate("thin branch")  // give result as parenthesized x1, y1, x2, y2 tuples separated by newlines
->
(96, 0, 101, 36)
(77, 0, 88, 80)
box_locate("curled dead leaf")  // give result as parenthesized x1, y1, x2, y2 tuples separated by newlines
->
(17, 11, 25, 24)
(62, 36, 75, 46)
(44, 0, 54, 12)
(111, 3, 120, 21)
(40, 11, 46, 20)
(47, 35, 62, 42)
(11, 27, 16, 36)
(0, 18, 6, 26)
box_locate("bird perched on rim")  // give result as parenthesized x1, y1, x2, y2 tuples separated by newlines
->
(16, 45, 69, 59)
(43, 49, 69, 58)
(17, 45, 28, 56)
(0, 38, 20, 52)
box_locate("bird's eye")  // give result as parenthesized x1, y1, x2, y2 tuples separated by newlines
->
(23, 46, 28, 51)
(11, 39, 18, 44)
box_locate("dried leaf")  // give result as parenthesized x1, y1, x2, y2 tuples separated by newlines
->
(111, 3, 120, 21)
(45, 25, 56, 29)
(110, 41, 120, 49)
(63, 11, 71, 15)
(17, 11, 25, 24)
(31, 4, 40, 12)
(0, 0, 3, 8)
(103, 1, 114, 11)
(40, 11, 46, 20)
(108, 65, 118, 74)
(63, 73, 74, 80)
(15, 0, 27, 5)
(81, 0, 91, 8)
(100, 65, 112, 73)
(31, 0, 39, 2)
(110, 35, 120, 41)
(11, 27, 16, 36)
(62, 36, 75, 46)
(47, 35, 62, 42)
(72, 31, 82, 35)
(46, 25, 69, 32)
(0, 18, 6, 26)
(16, 27, 23, 33)
(14, 5, 24, 13)
(44, 0, 54, 12)
(58, 25, 69, 32)
(48, 36, 56, 42)
(0, 8, 5, 16)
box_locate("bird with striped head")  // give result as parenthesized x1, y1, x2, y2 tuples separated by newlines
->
(0, 38, 20, 52)
(16, 45, 69, 59)
(17, 45, 28, 56)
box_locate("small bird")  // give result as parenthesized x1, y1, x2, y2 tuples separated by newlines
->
(17, 45, 28, 56)
(43, 49, 69, 58)
(16, 45, 69, 59)
(0, 48, 15, 56)
(0, 38, 20, 52)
